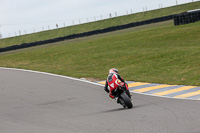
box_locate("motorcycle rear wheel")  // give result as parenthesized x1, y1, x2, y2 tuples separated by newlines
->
(119, 93, 133, 109)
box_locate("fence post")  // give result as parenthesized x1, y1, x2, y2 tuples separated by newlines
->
(159, 4, 162, 8)
(109, 13, 112, 18)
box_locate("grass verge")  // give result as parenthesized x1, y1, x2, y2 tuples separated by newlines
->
(0, 21, 200, 86)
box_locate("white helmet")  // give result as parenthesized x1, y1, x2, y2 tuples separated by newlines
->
(109, 68, 118, 74)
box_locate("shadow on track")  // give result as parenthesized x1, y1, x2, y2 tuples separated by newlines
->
(100, 108, 128, 113)
(87, 101, 152, 116)
(84, 108, 131, 117)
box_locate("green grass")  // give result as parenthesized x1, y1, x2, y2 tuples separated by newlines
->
(0, 1, 200, 48)
(0, 21, 200, 86)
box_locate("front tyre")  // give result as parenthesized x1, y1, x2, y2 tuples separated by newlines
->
(119, 93, 133, 109)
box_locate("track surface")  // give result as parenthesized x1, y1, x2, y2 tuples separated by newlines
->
(1, 68, 200, 133)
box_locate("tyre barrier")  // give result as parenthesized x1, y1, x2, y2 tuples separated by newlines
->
(0, 14, 175, 53)
(174, 10, 200, 25)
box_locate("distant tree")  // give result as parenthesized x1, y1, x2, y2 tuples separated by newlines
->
(0, 33, 2, 39)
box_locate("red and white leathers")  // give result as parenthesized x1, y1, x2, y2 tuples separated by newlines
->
(104, 72, 125, 99)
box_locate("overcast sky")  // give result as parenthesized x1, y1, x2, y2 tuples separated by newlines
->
(0, 0, 198, 38)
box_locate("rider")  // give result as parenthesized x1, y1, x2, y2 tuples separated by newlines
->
(104, 68, 131, 99)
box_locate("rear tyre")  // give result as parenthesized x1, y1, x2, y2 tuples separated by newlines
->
(119, 93, 133, 109)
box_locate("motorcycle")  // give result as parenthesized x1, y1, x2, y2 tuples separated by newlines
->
(112, 82, 133, 109)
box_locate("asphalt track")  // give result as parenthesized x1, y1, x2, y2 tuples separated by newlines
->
(1, 68, 200, 133)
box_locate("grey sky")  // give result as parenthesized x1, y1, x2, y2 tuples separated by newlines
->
(0, 0, 197, 38)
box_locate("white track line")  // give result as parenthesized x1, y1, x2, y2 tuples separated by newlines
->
(0, 67, 199, 101)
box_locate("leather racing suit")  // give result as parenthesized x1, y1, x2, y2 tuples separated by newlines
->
(104, 73, 125, 99)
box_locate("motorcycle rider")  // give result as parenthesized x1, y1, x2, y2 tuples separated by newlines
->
(104, 68, 131, 99)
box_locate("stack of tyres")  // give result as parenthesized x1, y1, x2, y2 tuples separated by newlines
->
(174, 10, 200, 25)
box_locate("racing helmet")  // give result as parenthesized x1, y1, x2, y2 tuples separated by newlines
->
(109, 68, 118, 74)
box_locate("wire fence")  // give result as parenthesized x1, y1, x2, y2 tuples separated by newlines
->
(0, 0, 199, 39)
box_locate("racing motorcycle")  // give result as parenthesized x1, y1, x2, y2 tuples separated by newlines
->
(112, 82, 133, 109)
